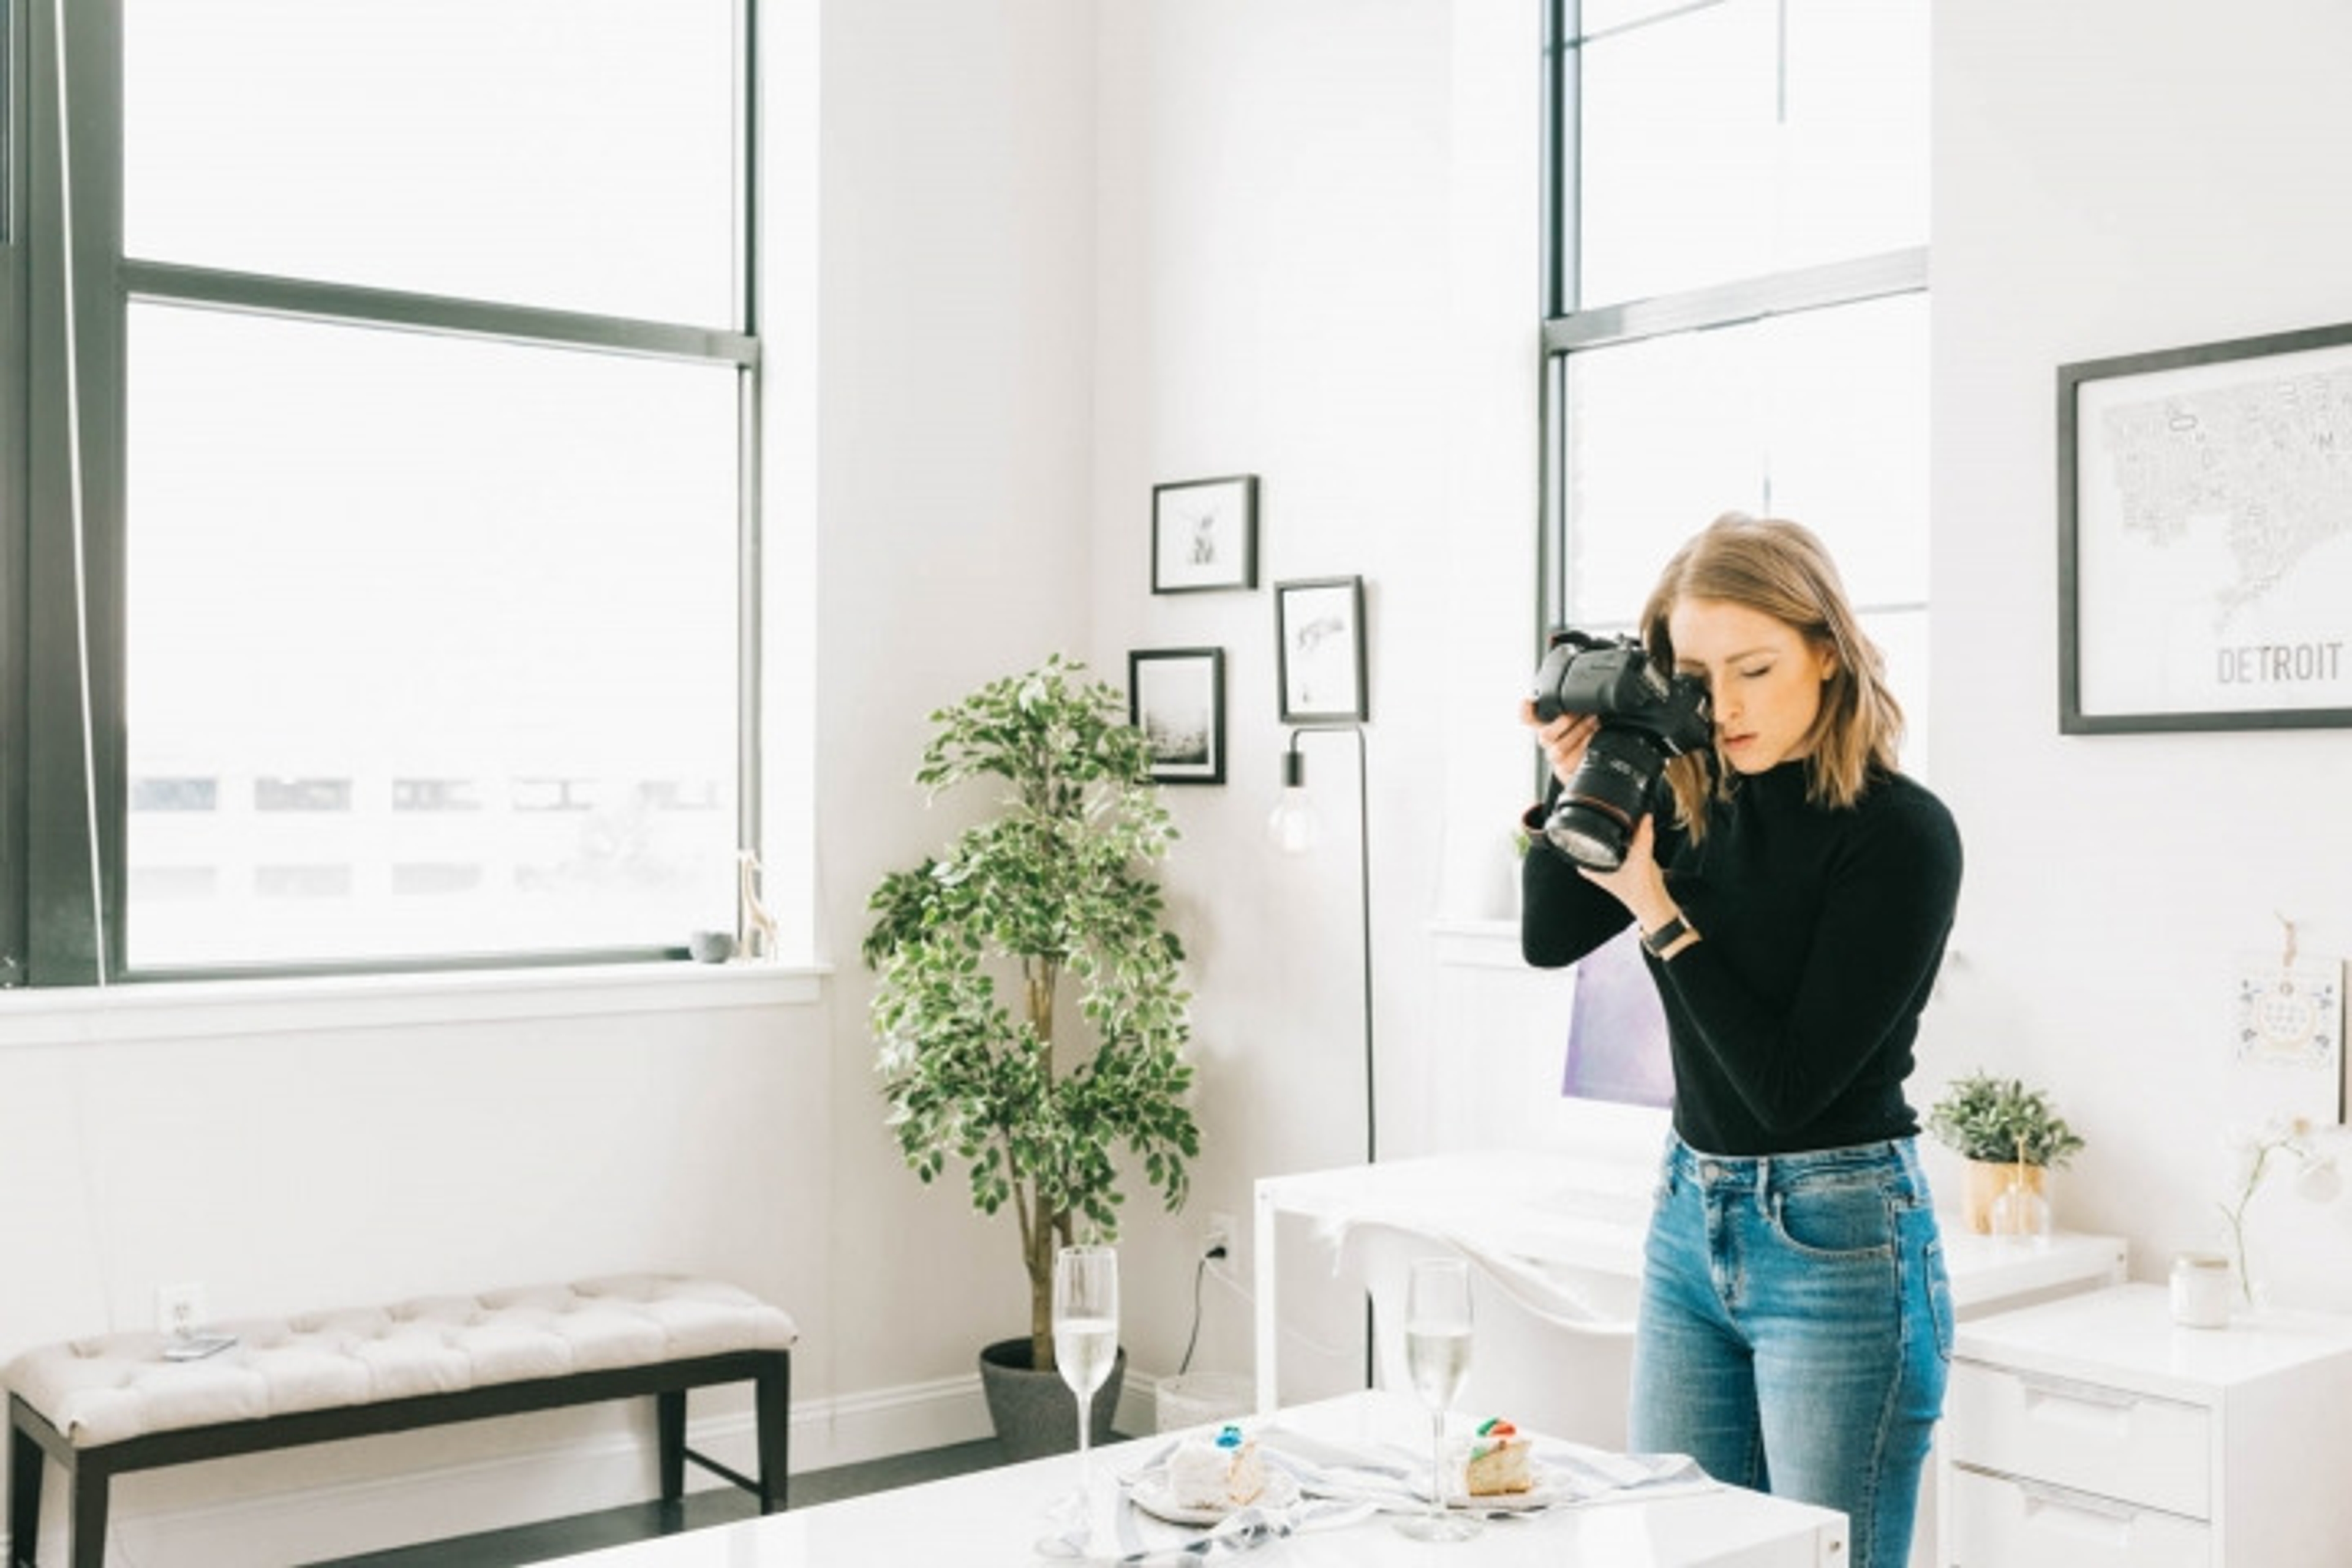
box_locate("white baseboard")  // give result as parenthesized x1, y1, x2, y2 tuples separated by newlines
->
(4, 1371, 1169, 1566)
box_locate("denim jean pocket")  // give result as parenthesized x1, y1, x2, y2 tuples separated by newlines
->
(1768, 1177, 1899, 1260)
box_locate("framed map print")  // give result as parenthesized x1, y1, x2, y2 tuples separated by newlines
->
(2059, 322, 2352, 733)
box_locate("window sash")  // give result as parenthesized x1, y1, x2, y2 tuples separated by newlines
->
(6, 0, 764, 986)
(1539, 0, 1929, 765)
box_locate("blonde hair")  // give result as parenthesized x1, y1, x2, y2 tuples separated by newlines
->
(1639, 512, 1903, 840)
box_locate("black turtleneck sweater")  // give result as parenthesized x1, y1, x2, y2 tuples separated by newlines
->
(1521, 761, 1962, 1157)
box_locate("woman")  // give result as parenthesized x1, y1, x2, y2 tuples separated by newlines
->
(1520, 513, 1961, 1568)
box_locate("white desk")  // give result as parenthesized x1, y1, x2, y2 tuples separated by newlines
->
(1254, 1152, 2129, 1414)
(543, 1390, 1847, 1567)
(1942, 1284, 2352, 1566)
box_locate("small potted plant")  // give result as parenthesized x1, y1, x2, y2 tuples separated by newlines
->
(1926, 1071, 2086, 1234)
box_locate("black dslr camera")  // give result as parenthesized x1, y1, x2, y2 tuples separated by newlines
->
(1529, 629, 1713, 870)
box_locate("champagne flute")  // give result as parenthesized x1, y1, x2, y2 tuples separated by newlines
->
(1395, 1256, 1482, 1542)
(1053, 1244, 1120, 1514)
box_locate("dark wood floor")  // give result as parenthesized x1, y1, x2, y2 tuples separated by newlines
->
(303, 1437, 1011, 1567)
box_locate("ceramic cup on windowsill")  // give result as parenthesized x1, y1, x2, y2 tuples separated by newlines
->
(687, 930, 737, 964)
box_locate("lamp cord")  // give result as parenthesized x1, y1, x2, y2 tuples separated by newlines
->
(1177, 1253, 1211, 1376)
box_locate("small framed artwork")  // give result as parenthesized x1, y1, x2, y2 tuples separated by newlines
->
(2059, 320, 2352, 734)
(1128, 647, 1227, 785)
(1151, 475, 1259, 594)
(1274, 576, 1367, 723)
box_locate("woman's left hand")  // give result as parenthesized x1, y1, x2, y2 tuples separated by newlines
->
(1577, 813, 1676, 932)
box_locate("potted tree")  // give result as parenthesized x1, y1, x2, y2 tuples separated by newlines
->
(1926, 1071, 2086, 1234)
(861, 655, 1200, 1458)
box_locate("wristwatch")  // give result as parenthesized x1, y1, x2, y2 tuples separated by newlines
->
(1640, 914, 1697, 957)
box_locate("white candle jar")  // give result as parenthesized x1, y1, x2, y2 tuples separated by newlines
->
(2170, 1251, 2233, 1328)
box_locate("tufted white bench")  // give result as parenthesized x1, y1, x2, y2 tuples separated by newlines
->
(4, 1273, 796, 1568)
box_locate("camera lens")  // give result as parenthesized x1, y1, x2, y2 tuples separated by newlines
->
(1544, 733, 1661, 870)
(1544, 807, 1630, 870)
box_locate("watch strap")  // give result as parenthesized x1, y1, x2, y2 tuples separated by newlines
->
(1641, 914, 1695, 957)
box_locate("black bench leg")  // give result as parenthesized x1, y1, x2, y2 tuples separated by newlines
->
(7, 1409, 41, 1568)
(69, 1468, 107, 1568)
(656, 1390, 687, 1504)
(755, 1355, 789, 1513)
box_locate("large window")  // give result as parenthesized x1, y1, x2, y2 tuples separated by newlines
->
(1541, 0, 1931, 761)
(3, 1, 765, 983)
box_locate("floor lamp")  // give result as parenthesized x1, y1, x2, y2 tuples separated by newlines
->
(1267, 725, 1381, 1388)
(1267, 724, 1376, 1166)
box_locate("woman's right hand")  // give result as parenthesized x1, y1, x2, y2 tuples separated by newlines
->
(1520, 698, 1600, 788)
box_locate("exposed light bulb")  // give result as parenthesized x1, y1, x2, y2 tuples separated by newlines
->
(1268, 746, 1321, 853)
(1267, 787, 1322, 854)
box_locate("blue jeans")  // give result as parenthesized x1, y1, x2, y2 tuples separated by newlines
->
(1630, 1133, 1953, 1568)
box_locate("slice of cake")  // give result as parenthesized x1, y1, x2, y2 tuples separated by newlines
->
(1166, 1422, 1267, 1509)
(1463, 1417, 1533, 1496)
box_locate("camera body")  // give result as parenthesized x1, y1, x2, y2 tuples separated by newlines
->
(1529, 629, 1713, 870)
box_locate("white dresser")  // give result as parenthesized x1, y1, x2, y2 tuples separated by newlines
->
(1941, 1282, 2352, 1566)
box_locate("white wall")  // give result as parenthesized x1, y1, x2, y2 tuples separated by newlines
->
(1087, 0, 1555, 1398)
(812, 0, 1101, 1404)
(1927, 0, 2352, 1304)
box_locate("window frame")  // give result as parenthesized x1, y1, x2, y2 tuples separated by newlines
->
(1537, 0, 1928, 649)
(6, 0, 769, 987)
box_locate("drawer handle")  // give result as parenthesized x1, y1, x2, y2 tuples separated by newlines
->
(2013, 1369, 2140, 1412)
(2015, 1477, 2141, 1524)
(2013, 1476, 2145, 1548)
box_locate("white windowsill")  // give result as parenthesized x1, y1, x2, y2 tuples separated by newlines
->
(0, 959, 828, 1051)
(1427, 916, 1526, 969)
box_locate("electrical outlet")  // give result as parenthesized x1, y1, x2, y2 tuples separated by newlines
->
(1203, 1211, 1236, 1267)
(156, 1281, 208, 1339)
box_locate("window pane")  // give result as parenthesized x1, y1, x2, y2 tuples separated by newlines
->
(1578, 0, 1778, 307)
(123, 0, 737, 325)
(124, 304, 741, 968)
(1564, 330, 1767, 628)
(1575, 0, 1927, 307)
(1575, 1, 1701, 38)
(1864, 608, 1931, 777)
(1753, 293, 1929, 606)
(1562, 295, 1926, 627)
(1781, 0, 1929, 270)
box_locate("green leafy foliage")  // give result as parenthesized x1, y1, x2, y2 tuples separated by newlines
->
(1925, 1071, 2086, 1168)
(862, 657, 1200, 1369)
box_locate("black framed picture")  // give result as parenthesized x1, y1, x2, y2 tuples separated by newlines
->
(2060, 321, 2352, 733)
(1151, 475, 1259, 594)
(1128, 647, 1226, 785)
(1274, 576, 1366, 723)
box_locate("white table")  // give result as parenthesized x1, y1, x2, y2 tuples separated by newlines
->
(1253, 1152, 2130, 1413)
(1253, 1153, 2127, 1568)
(544, 1390, 1847, 1567)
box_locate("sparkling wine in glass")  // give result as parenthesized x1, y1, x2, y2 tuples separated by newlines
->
(1053, 1244, 1120, 1517)
(1396, 1256, 1482, 1542)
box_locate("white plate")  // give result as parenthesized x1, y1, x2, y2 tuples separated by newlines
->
(1446, 1461, 1569, 1512)
(1128, 1468, 1302, 1526)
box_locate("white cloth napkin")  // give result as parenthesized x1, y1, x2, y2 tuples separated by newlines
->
(1033, 1439, 1378, 1565)
(1033, 1426, 1714, 1562)
(1257, 1426, 1712, 1516)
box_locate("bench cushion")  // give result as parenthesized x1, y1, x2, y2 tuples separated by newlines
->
(5, 1273, 796, 1449)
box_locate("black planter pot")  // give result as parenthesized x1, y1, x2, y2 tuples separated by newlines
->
(978, 1336, 1126, 1462)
